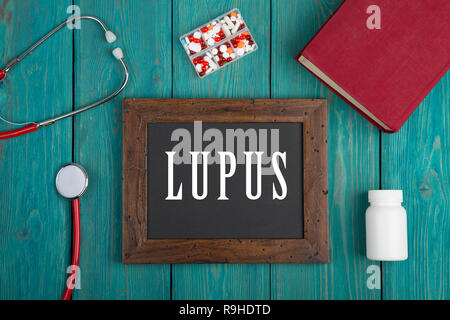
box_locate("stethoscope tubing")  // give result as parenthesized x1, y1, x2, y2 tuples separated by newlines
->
(4, 16, 108, 73)
(0, 15, 129, 139)
(62, 198, 81, 300)
(0, 123, 38, 139)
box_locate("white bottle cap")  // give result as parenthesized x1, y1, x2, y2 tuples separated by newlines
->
(368, 190, 403, 203)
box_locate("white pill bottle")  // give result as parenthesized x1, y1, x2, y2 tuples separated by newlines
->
(365, 190, 408, 261)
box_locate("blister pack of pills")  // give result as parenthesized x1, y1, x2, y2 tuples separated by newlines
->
(180, 9, 258, 78)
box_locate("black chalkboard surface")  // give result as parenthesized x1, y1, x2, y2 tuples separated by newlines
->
(147, 122, 303, 239)
(123, 99, 328, 264)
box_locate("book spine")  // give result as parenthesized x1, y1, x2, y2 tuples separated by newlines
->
(299, 61, 395, 133)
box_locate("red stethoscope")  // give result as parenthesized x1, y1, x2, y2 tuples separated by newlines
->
(1, 16, 129, 299)
(0, 15, 129, 139)
(55, 164, 88, 300)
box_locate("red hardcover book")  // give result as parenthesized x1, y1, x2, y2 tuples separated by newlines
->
(296, 0, 450, 133)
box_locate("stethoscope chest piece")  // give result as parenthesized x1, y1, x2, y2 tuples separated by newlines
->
(56, 164, 88, 199)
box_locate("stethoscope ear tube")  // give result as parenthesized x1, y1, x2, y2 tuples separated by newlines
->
(0, 123, 38, 140)
(0, 16, 129, 140)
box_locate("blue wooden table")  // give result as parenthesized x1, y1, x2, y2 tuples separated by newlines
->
(0, 0, 448, 300)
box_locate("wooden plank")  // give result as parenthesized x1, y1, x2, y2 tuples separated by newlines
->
(270, 0, 381, 299)
(172, 0, 271, 299)
(0, 0, 72, 299)
(382, 73, 450, 299)
(73, 0, 171, 299)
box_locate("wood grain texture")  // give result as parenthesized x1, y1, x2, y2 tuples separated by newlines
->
(122, 98, 328, 264)
(172, 0, 271, 299)
(0, 0, 448, 300)
(270, 0, 381, 299)
(73, 0, 171, 299)
(0, 0, 73, 299)
(382, 73, 450, 300)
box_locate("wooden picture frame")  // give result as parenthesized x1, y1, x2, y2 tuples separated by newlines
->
(122, 99, 328, 263)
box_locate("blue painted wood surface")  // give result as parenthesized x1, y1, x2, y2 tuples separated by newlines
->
(381, 74, 450, 300)
(73, 0, 171, 299)
(0, 0, 448, 300)
(0, 0, 72, 299)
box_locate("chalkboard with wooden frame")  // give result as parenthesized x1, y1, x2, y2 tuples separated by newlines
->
(122, 99, 328, 264)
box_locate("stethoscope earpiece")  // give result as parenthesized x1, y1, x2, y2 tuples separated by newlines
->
(112, 47, 124, 60)
(56, 164, 88, 199)
(105, 30, 117, 43)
